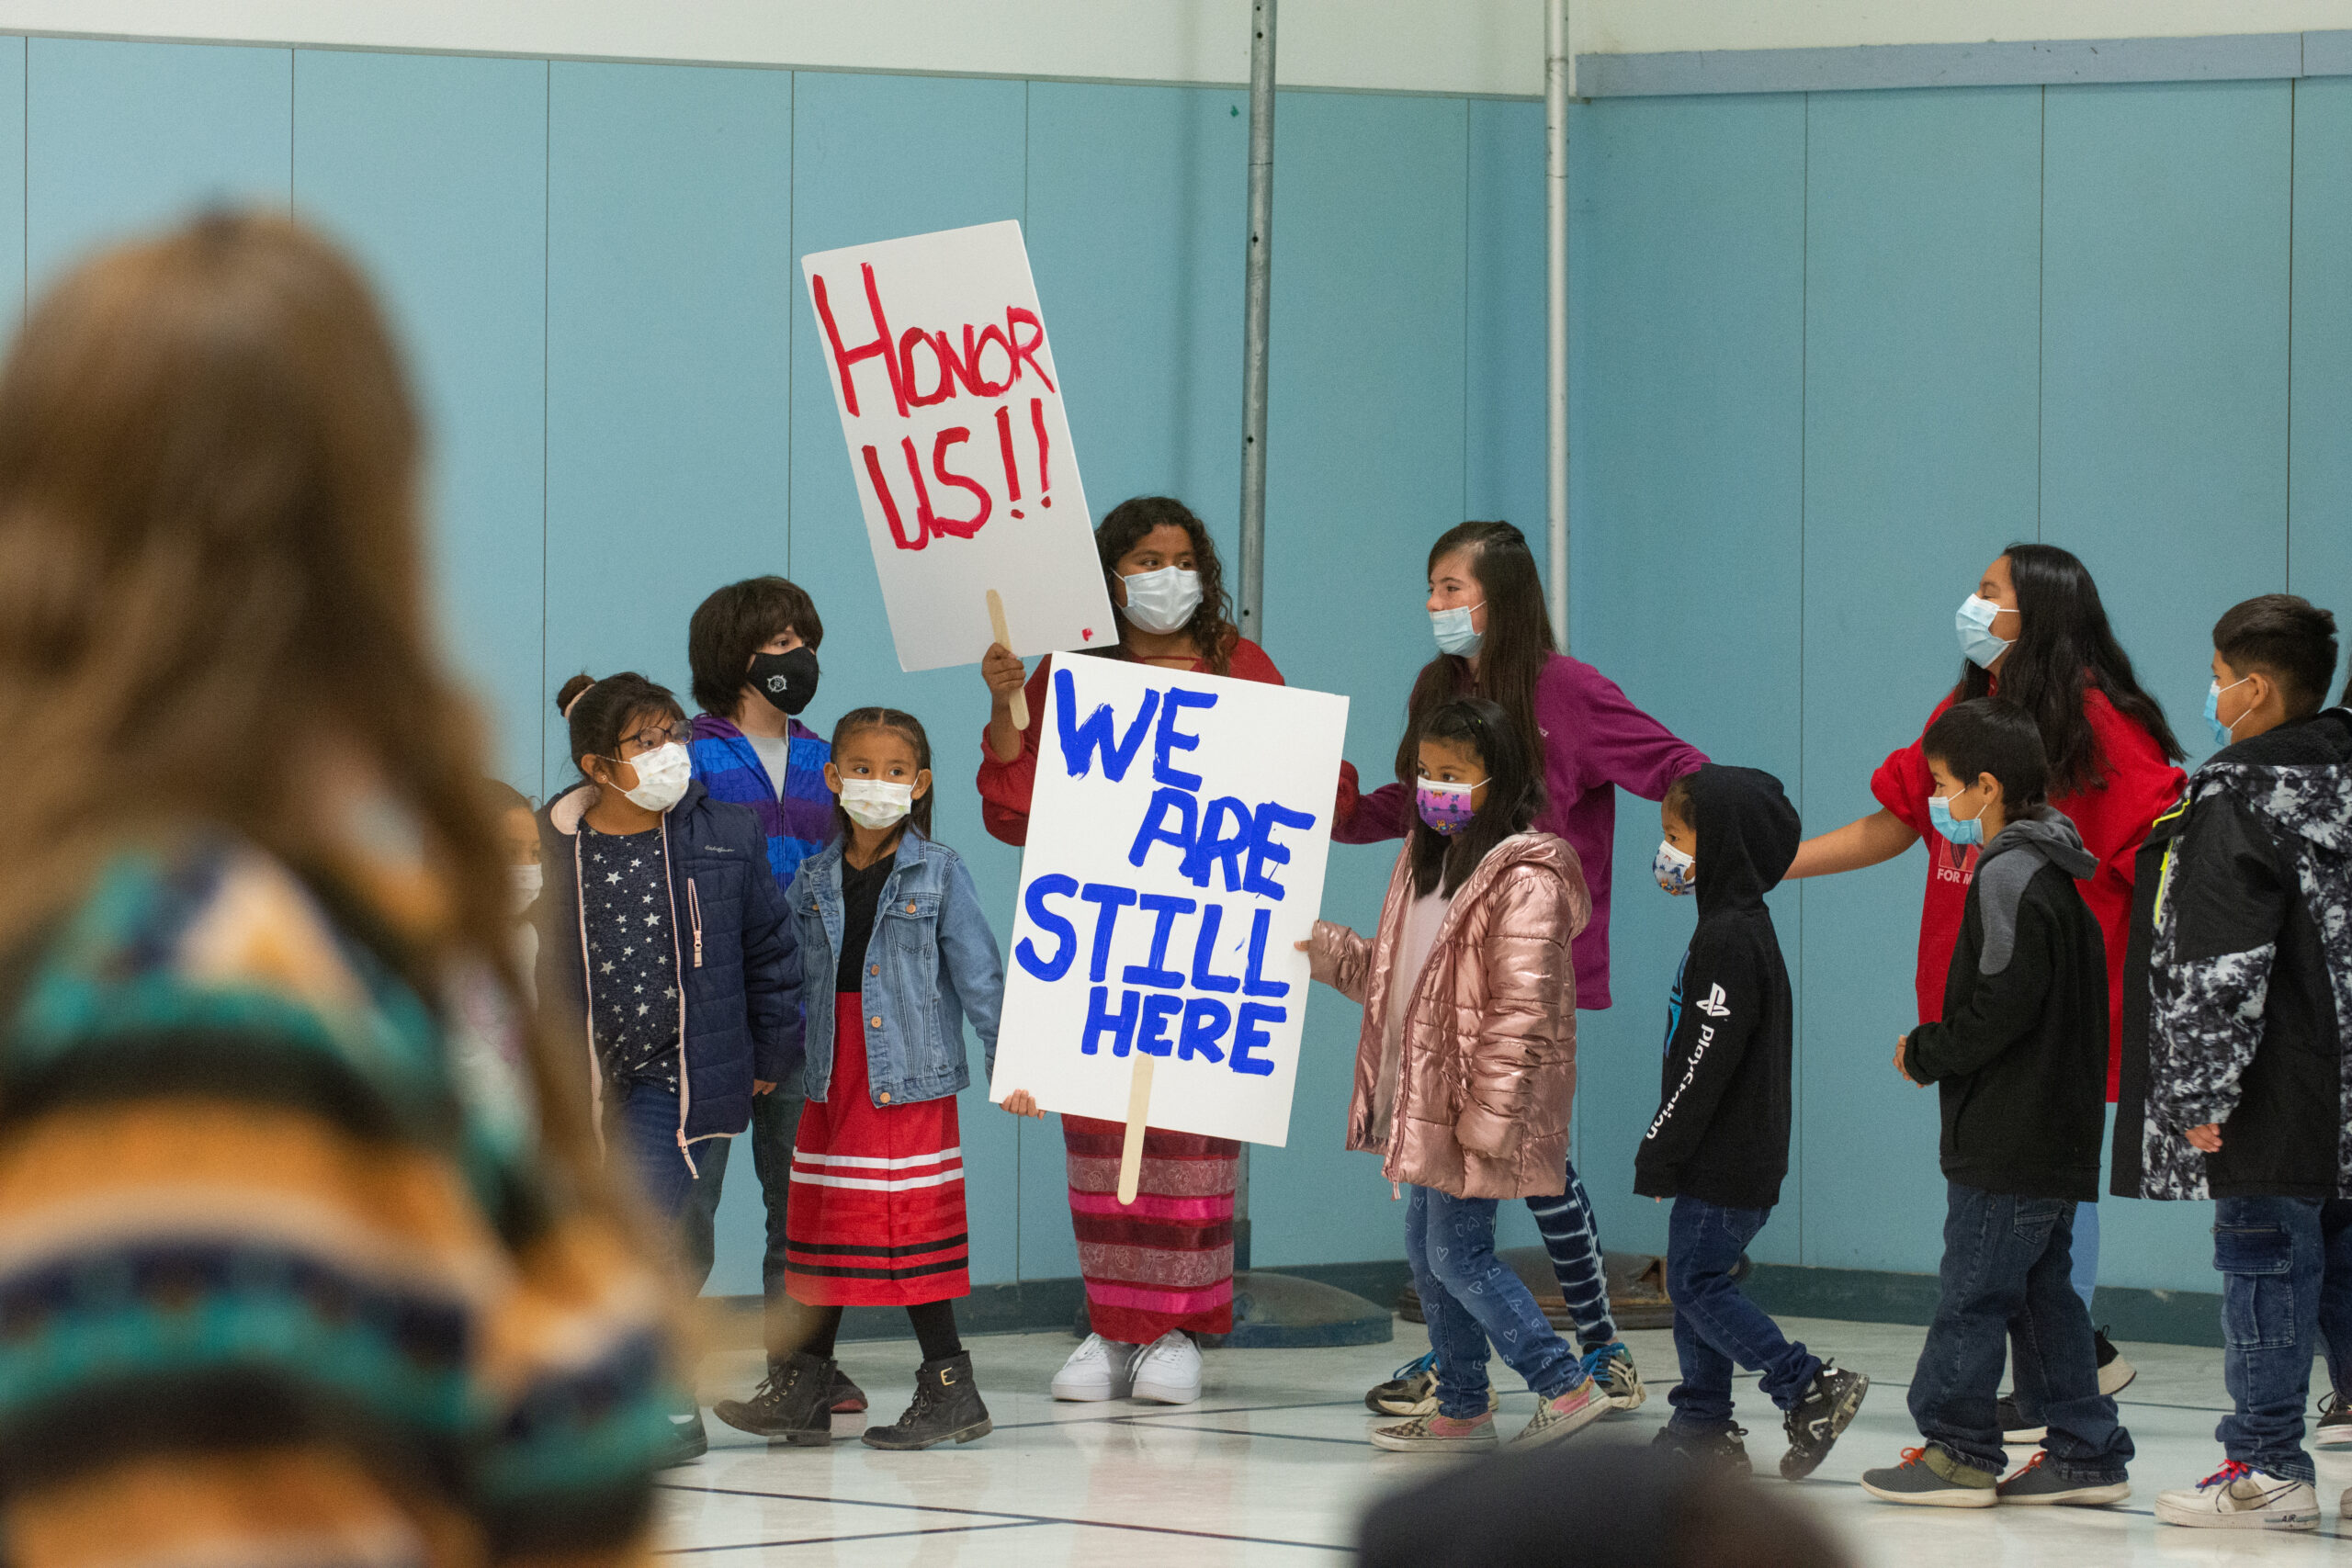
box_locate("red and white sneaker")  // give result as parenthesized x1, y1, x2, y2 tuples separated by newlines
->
(1370, 1411, 1499, 1451)
(1512, 1377, 1608, 1448)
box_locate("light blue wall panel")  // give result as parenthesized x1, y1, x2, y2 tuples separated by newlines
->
(1464, 99, 1545, 535)
(546, 62, 794, 1297)
(787, 71, 1029, 1287)
(2042, 81, 2290, 763)
(1018, 80, 1249, 1279)
(28, 39, 289, 289)
(294, 51, 548, 796)
(2290, 79, 2352, 623)
(2042, 80, 2292, 1292)
(1566, 95, 1806, 1265)
(1251, 90, 1471, 1268)
(0, 39, 25, 326)
(1797, 87, 2042, 1275)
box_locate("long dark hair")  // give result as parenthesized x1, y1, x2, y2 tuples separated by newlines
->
(1095, 495, 1235, 675)
(1957, 543, 2183, 796)
(830, 706, 936, 845)
(1410, 697, 1544, 897)
(556, 671, 685, 797)
(1394, 521, 1555, 786)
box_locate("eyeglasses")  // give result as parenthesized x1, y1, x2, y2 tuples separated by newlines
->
(615, 721, 689, 757)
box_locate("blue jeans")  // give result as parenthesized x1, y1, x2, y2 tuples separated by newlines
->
(679, 1060, 808, 1295)
(1665, 1196, 1822, 1431)
(2213, 1196, 2352, 1484)
(1405, 1185, 1584, 1418)
(1909, 1181, 2132, 1480)
(612, 1079, 695, 1219)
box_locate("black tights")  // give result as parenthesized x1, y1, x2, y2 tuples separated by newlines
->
(802, 1300, 963, 1364)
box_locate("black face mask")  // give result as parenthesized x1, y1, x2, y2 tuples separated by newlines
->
(748, 647, 820, 716)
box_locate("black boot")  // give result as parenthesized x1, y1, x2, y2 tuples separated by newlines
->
(662, 1405, 709, 1466)
(861, 1352, 992, 1450)
(713, 1351, 836, 1445)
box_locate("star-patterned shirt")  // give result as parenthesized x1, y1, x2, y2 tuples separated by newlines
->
(579, 821, 681, 1088)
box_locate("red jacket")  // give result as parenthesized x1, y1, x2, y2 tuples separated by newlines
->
(1872, 685, 2183, 1099)
(975, 637, 1285, 845)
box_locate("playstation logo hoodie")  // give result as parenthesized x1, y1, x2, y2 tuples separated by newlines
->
(1634, 764, 1801, 1209)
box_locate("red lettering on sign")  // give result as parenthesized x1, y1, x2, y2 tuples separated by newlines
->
(1006, 307, 1056, 392)
(863, 443, 926, 551)
(812, 265, 907, 419)
(926, 427, 992, 538)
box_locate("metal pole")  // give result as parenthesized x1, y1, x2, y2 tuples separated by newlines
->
(1544, 0, 1570, 646)
(1234, 0, 1276, 1274)
(1238, 0, 1275, 642)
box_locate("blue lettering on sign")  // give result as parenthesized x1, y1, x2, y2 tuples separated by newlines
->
(1245, 801, 1317, 898)
(1152, 687, 1219, 789)
(1014, 873, 1080, 980)
(1179, 997, 1231, 1063)
(1136, 993, 1183, 1057)
(1079, 883, 1136, 983)
(1232, 1002, 1284, 1077)
(1181, 795, 1254, 890)
(1057, 667, 1159, 781)
(1082, 985, 1139, 1056)
(1122, 893, 1195, 988)
(1189, 904, 1242, 993)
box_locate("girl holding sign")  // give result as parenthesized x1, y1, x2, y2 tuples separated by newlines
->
(1306, 697, 1609, 1451)
(1338, 521, 1705, 1418)
(718, 708, 1008, 1451)
(978, 495, 1277, 1406)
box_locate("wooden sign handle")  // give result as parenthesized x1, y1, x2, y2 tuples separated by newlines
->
(987, 589, 1029, 731)
(1116, 1054, 1155, 1204)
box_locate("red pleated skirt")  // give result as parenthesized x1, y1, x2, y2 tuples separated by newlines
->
(1063, 1114, 1238, 1343)
(783, 996, 969, 1306)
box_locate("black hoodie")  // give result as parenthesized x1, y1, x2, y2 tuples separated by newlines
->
(1905, 805, 2107, 1201)
(2115, 707, 2352, 1202)
(1634, 765, 1799, 1210)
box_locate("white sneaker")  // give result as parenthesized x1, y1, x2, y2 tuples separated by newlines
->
(1050, 1333, 1135, 1402)
(1129, 1330, 1204, 1404)
(2154, 1462, 2318, 1530)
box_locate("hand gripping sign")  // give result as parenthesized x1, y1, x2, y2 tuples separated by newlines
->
(991, 656, 1349, 1199)
(802, 220, 1114, 682)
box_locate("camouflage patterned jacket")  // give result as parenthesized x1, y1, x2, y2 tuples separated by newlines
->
(2116, 708, 2352, 1202)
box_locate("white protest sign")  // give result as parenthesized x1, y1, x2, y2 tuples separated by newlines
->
(991, 657, 1349, 1146)
(801, 220, 1115, 673)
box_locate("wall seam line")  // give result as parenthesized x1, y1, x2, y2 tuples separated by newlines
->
(2036, 85, 2046, 543)
(2285, 76, 2296, 589)
(1794, 88, 1809, 1266)
(539, 57, 550, 803)
(786, 69, 796, 582)
(1460, 96, 1470, 530)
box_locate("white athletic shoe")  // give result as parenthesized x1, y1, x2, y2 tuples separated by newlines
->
(2154, 1462, 2318, 1531)
(1051, 1333, 1136, 1402)
(1129, 1330, 1204, 1404)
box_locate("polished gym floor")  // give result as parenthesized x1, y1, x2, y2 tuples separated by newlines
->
(660, 1316, 2352, 1563)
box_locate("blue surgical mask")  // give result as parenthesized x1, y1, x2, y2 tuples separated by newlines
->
(1654, 840, 1696, 896)
(2205, 675, 2253, 750)
(1430, 600, 1485, 657)
(1928, 789, 1984, 848)
(1955, 594, 2013, 669)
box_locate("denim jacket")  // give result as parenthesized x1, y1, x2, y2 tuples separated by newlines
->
(793, 829, 1004, 1108)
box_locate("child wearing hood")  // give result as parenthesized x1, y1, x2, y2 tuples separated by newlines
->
(1639, 764, 1868, 1480)
(1862, 698, 2134, 1507)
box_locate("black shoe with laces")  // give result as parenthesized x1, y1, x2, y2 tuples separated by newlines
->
(1997, 1393, 2048, 1444)
(2318, 1390, 2352, 1450)
(1781, 1363, 1869, 1480)
(1651, 1422, 1751, 1477)
(831, 1368, 868, 1414)
(862, 1351, 993, 1450)
(713, 1350, 836, 1446)
(2095, 1326, 2136, 1397)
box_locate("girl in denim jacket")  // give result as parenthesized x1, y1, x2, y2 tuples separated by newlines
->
(713, 707, 1006, 1452)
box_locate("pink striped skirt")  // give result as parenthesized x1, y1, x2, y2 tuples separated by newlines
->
(1063, 1114, 1238, 1343)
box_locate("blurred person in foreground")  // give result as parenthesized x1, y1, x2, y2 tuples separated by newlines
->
(1358, 1440, 1853, 1568)
(0, 211, 675, 1567)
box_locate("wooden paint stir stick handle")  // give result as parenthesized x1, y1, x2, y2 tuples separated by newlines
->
(987, 589, 1029, 730)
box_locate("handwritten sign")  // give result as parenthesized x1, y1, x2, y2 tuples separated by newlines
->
(801, 220, 1114, 672)
(991, 657, 1349, 1145)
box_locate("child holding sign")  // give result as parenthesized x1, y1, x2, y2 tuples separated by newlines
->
(1305, 698, 1607, 1452)
(714, 708, 1007, 1452)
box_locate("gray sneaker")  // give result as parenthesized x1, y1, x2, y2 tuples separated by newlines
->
(1860, 1445, 1999, 1507)
(1997, 1450, 2131, 1506)
(1581, 1342, 1646, 1414)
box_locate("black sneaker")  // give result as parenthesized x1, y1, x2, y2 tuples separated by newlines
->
(2095, 1326, 2136, 1397)
(2316, 1390, 2352, 1450)
(1780, 1362, 1869, 1480)
(1651, 1422, 1751, 1477)
(713, 1350, 836, 1446)
(862, 1351, 993, 1450)
(1997, 1393, 2048, 1444)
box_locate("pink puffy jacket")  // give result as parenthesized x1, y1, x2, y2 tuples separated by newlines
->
(1307, 832, 1589, 1201)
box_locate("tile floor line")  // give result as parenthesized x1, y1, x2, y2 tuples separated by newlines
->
(657, 1482, 1351, 1553)
(987, 1396, 1369, 1432)
(658, 1521, 1045, 1557)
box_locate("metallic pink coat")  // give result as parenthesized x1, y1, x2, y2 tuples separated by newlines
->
(1307, 832, 1590, 1201)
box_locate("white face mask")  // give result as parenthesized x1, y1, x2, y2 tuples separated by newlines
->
(1120, 566, 1204, 636)
(1430, 600, 1486, 657)
(509, 863, 543, 915)
(616, 741, 690, 812)
(840, 778, 916, 830)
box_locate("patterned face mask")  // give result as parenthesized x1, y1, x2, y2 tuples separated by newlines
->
(1415, 776, 1485, 837)
(1654, 839, 1696, 896)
